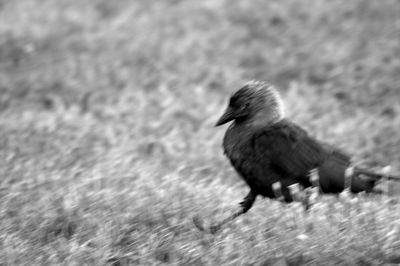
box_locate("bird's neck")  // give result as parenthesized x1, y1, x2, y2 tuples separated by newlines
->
(253, 111, 283, 126)
(239, 107, 284, 129)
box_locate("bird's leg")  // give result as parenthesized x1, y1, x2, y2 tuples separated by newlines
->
(209, 190, 257, 234)
(344, 166, 354, 193)
(288, 183, 301, 202)
(239, 190, 257, 213)
(272, 182, 285, 202)
(382, 166, 392, 197)
(309, 168, 321, 194)
(304, 168, 321, 211)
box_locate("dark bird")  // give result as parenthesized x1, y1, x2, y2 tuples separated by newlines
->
(196, 80, 400, 233)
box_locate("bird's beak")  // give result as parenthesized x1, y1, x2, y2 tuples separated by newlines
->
(215, 106, 235, 126)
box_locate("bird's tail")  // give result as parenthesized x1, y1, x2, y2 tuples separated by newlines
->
(317, 150, 400, 193)
(354, 166, 400, 182)
(319, 144, 400, 192)
(336, 164, 400, 194)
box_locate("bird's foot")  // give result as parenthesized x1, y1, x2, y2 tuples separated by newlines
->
(193, 215, 222, 234)
(192, 214, 206, 232)
(209, 224, 221, 234)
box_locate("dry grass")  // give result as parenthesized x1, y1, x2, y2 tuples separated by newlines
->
(1, 0, 400, 265)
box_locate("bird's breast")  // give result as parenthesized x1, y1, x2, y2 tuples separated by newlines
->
(222, 125, 249, 161)
(222, 125, 256, 178)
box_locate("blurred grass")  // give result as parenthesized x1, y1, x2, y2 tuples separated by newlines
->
(1, 0, 400, 265)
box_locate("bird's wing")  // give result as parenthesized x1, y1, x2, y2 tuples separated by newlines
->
(253, 121, 330, 182)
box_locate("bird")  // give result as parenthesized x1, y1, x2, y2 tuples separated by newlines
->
(197, 80, 400, 233)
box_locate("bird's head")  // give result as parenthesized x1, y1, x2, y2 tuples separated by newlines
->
(215, 80, 285, 127)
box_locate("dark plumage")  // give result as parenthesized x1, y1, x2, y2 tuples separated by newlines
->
(223, 118, 375, 203)
(199, 80, 399, 233)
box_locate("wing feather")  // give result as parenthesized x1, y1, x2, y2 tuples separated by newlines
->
(253, 121, 329, 183)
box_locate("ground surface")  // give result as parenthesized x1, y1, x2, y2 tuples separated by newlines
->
(1, 0, 400, 265)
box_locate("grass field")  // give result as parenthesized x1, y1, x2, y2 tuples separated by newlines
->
(1, 0, 400, 265)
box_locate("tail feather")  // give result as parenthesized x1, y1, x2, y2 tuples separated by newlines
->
(317, 148, 400, 193)
(354, 167, 400, 182)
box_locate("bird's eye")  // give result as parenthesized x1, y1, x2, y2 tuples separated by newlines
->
(241, 103, 249, 110)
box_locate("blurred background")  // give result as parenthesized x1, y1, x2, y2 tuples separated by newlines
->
(1, 0, 400, 265)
